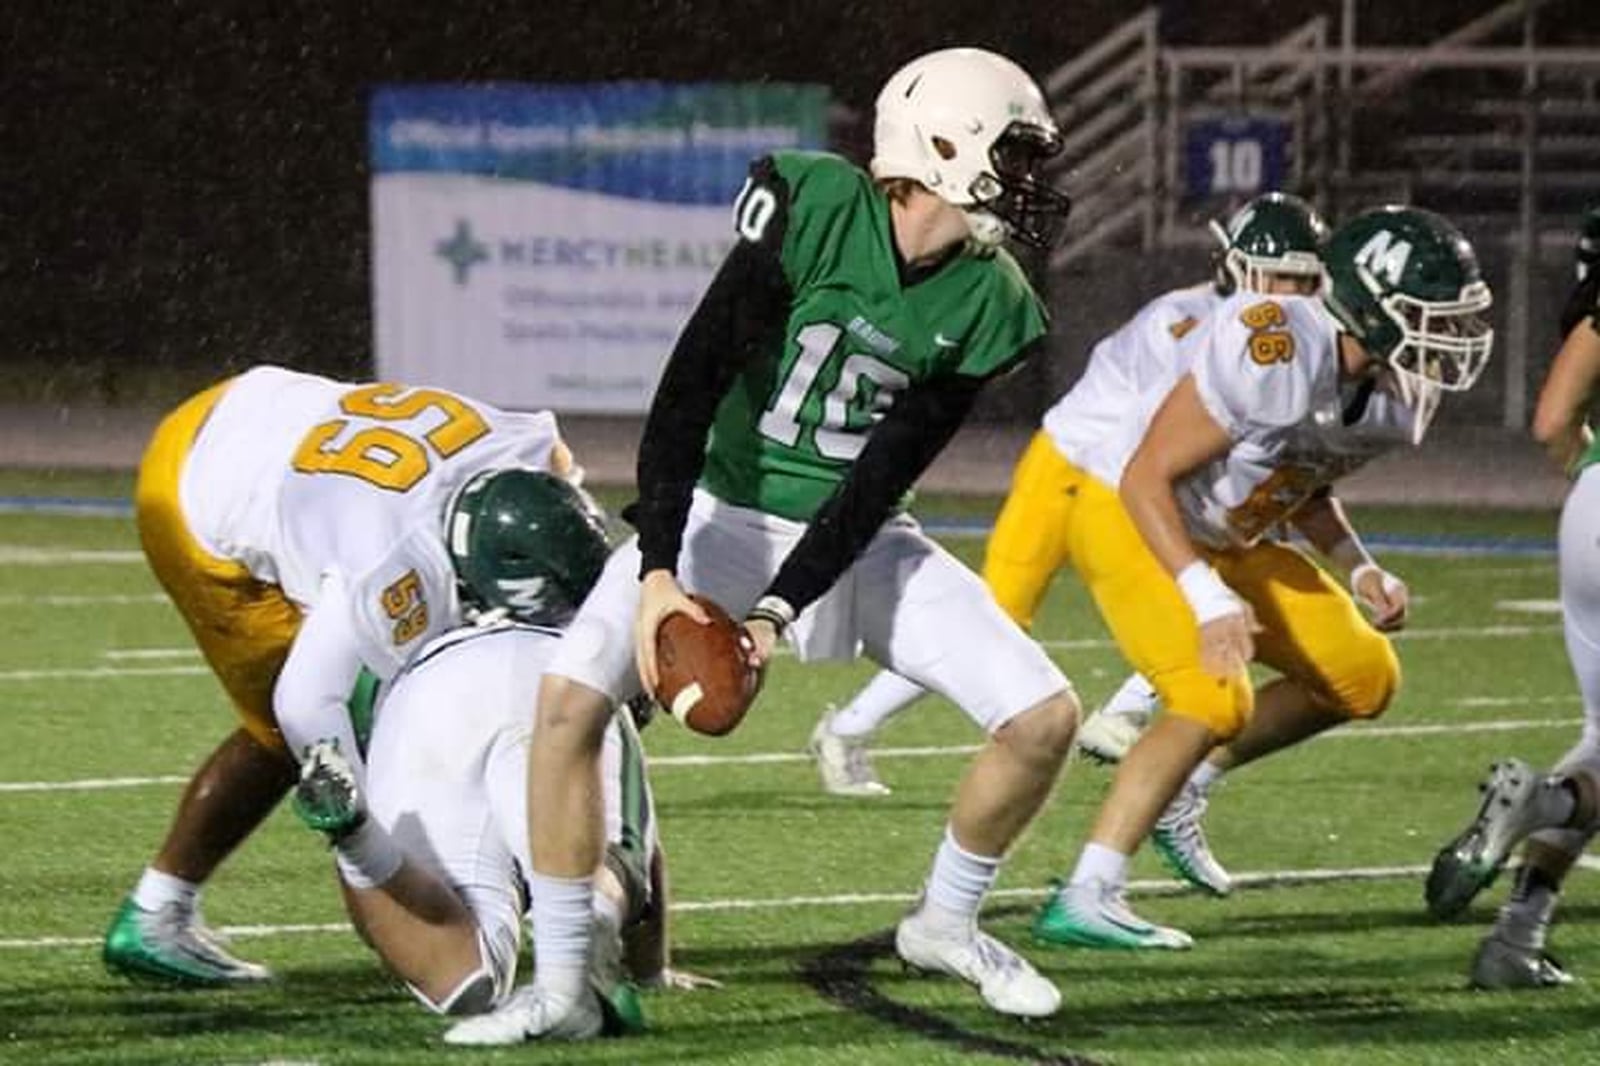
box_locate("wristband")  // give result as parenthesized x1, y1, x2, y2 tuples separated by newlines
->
(1349, 562, 1403, 604)
(1175, 561, 1243, 624)
(747, 595, 796, 637)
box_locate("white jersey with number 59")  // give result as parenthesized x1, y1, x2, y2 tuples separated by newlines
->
(179, 365, 561, 756)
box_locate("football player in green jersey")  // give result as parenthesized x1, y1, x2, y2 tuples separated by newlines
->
(1425, 205, 1600, 988)
(445, 48, 1079, 1044)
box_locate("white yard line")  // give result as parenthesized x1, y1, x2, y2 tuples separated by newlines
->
(0, 621, 1555, 687)
(1, 718, 1581, 795)
(0, 546, 143, 565)
(0, 593, 167, 607)
(4, 861, 1548, 950)
(0, 774, 191, 793)
(103, 648, 200, 661)
(0, 664, 209, 682)
(1495, 599, 1562, 614)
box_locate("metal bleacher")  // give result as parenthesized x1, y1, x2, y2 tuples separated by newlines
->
(1038, 0, 1600, 429)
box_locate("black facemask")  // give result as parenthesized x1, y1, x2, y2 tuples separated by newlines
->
(969, 122, 1073, 250)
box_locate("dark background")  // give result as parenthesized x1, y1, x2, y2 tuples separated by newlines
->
(0, 1, 1551, 396)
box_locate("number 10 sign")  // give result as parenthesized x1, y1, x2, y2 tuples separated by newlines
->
(1183, 116, 1290, 201)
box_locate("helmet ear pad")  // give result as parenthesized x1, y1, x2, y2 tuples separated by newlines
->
(446, 469, 612, 627)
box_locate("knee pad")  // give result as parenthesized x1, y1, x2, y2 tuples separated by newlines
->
(1157, 669, 1253, 741)
(1325, 638, 1400, 721)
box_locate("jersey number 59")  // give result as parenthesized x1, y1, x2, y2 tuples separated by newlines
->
(291, 385, 490, 492)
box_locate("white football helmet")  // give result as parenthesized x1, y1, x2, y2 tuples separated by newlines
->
(872, 48, 1071, 249)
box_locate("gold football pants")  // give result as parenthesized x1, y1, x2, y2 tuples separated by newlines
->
(983, 432, 1398, 738)
(135, 380, 302, 750)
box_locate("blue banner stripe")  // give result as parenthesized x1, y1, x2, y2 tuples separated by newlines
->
(369, 83, 828, 205)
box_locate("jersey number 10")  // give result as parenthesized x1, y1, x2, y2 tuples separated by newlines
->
(758, 323, 909, 461)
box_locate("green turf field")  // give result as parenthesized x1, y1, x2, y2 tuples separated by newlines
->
(1, 483, 1593, 1065)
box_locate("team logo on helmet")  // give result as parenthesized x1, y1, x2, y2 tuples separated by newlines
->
(1321, 206, 1494, 444)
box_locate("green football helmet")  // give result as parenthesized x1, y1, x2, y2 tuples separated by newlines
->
(444, 468, 611, 627)
(1210, 192, 1328, 295)
(1321, 205, 1494, 443)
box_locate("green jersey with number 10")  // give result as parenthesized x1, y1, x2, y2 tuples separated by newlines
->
(699, 151, 1049, 521)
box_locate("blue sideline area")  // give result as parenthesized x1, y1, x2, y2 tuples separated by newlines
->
(0, 495, 1558, 557)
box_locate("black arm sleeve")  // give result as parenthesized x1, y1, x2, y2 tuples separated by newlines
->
(1560, 270, 1600, 340)
(761, 369, 989, 615)
(625, 239, 791, 576)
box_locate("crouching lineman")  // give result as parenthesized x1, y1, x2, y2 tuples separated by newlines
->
(808, 191, 1328, 797)
(1026, 206, 1493, 949)
(103, 366, 577, 985)
(1425, 204, 1600, 989)
(291, 477, 689, 1026)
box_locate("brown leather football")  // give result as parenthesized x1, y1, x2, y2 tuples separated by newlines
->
(653, 594, 762, 736)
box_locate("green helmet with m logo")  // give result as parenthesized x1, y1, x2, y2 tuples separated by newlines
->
(1321, 205, 1494, 443)
(444, 468, 612, 627)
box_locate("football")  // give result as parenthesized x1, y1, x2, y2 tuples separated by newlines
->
(653, 594, 762, 736)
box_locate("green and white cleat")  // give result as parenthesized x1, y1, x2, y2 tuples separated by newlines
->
(291, 740, 365, 840)
(1152, 782, 1232, 897)
(1426, 758, 1548, 920)
(102, 896, 272, 986)
(1032, 878, 1193, 950)
(1470, 932, 1575, 991)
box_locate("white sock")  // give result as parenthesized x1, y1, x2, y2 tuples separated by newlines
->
(334, 820, 404, 889)
(528, 872, 594, 1000)
(829, 671, 928, 738)
(1102, 674, 1159, 719)
(132, 868, 199, 913)
(921, 827, 1000, 929)
(1069, 842, 1129, 888)
(1188, 760, 1224, 795)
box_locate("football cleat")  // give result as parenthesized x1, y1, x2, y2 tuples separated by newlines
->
(1075, 676, 1158, 764)
(1470, 933, 1576, 991)
(807, 709, 890, 797)
(1032, 878, 1194, 950)
(443, 983, 606, 1045)
(291, 740, 366, 840)
(1151, 782, 1232, 896)
(1426, 759, 1549, 919)
(895, 909, 1061, 1018)
(102, 896, 272, 986)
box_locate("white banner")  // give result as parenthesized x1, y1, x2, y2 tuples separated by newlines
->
(369, 85, 827, 413)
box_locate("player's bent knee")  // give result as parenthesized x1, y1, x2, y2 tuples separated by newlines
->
(1162, 672, 1252, 741)
(993, 689, 1080, 763)
(1329, 639, 1400, 721)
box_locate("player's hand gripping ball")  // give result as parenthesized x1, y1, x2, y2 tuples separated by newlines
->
(653, 595, 762, 736)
